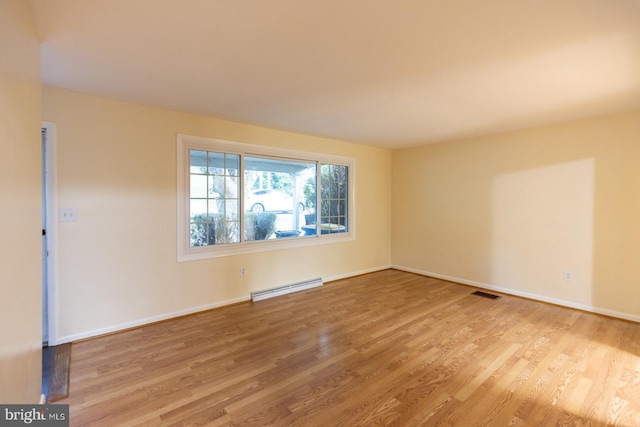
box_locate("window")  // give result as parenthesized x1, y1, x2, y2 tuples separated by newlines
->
(189, 150, 240, 246)
(320, 164, 349, 233)
(177, 134, 354, 261)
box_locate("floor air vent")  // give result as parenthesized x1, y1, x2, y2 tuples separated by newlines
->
(471, 290, 501, 300)
(251, 278, 323, 302)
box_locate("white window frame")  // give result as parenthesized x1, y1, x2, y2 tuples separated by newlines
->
(177, 134, 355, 262)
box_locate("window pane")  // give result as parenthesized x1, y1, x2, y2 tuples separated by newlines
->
(217, 219, 240, 244)
(244, 156, 316, 240)
(225, 199, 239, 219)
(190, 199, 207, 220)
(206, 176, 218, 199)
(190, 220, 215, 247)
(338, 182, 347, 199)
(190, 174, 208, 198)
(207, 151, 226, 175)
(190, 150, 207, 174)
(225, 155, 239, 176)
(207, 199, 219, 215)
(224, 180, 237, 198)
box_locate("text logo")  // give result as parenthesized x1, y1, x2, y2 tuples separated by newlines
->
(0, 405, 68, 426)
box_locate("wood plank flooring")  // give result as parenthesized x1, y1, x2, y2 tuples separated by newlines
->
(59, 270, 640, 426)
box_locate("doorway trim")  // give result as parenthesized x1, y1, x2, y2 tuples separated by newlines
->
(42, 121, 58, 346)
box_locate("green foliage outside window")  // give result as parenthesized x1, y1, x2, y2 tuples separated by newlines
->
(190, 212, 277, 246)
(303, 164, 348, 228)
(244, 211, 277, 241)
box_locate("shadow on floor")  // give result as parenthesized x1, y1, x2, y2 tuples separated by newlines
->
(41, 343, 71, 402)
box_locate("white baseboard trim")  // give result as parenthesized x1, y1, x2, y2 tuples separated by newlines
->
(392, 265, 640, 323)
(56, 295, 251, 344)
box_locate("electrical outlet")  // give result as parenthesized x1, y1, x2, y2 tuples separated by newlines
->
(59, 208, 77, 222)
(563, 270, 574, 281)
(240, 267, 246, 277)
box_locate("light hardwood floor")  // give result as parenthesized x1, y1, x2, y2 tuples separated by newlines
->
(60, 270, 640, 426)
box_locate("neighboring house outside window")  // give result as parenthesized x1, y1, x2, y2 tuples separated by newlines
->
(177, 134, 354, 261)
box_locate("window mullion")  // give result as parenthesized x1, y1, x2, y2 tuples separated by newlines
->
(315, 165, 321, 235)
(240, 155, 245, 243)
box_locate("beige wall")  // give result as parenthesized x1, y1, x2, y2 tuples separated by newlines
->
(42, 87, 392, 342)
(392, 111, 640, 321)
(0, 0, 43, 403)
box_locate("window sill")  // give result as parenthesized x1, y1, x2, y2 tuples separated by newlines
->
(177, 230, 354, 262)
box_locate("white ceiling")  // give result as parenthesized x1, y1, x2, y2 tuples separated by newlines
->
(29, 0, 640, 149)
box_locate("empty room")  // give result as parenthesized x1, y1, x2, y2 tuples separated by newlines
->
(1, 0, 639, 425)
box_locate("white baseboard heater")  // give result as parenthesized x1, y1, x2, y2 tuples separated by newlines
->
(251, 277, 323, 302)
